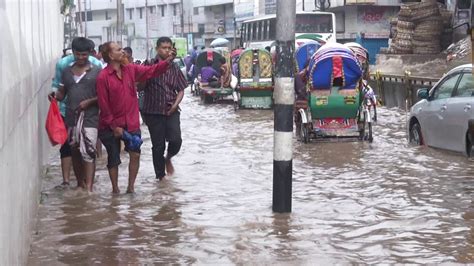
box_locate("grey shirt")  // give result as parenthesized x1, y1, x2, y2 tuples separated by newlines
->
(61, 64, 101, 128)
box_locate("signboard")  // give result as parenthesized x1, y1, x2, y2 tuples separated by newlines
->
(216, 19, 225, 34)
(265, 0, 276, 14)
(235, 2, 254, 21)
(171, 37, 187, 58)
(195, 38, 205, 47)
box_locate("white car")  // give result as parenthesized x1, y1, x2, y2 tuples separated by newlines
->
(409, 64, 474, 156)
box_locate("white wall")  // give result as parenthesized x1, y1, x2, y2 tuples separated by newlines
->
(0, 0, 63, 264)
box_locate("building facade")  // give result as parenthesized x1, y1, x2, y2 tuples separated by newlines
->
(327, 0, 404, 64)
(72, 0, 184, 60)
(74, 0, 119, 49)
(182, 0, 235, 49)
(123, 0, 183, 60)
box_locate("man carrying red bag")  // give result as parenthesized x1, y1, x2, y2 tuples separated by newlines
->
(51, 37, 102, 192)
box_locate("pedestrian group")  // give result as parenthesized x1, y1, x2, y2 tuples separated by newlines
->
(50, 37, 187, 193)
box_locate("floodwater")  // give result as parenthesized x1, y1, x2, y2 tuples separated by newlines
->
(29, 91, 474, 264)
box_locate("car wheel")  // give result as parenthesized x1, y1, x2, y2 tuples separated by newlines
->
(409, 122, 423, 145)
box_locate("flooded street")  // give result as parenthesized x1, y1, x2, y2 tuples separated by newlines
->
(29, 90, 474, 264)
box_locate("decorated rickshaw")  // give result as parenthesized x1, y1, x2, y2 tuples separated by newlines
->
(296, 42, 371, 142)
(345, 42, 377, 142)
(195, 49, 234, 104)
(235, 48, 274, 109)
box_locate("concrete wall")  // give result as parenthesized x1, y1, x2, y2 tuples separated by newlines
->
(0, 0, 63, 264)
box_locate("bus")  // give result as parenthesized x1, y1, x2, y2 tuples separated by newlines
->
(239, 11, 336, 49)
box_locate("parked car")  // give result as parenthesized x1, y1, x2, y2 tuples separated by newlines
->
(409, 64, 474, 156)
(173, 57, 187, 78)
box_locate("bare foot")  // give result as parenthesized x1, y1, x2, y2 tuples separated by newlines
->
(77, 181, 86, 189)
(112, 188, 120, 194)
(156, 175, 166, 181)
(55, 181, 70, 189)
(165, 158, 175, 176)
(126, 187, 134, 193)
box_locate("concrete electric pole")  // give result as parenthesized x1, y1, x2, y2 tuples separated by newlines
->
(84, 0, 88, 38)
(116, 0, 122, 44)
(78, 0, 83, 36)
(273, 0, 296, 213)
(471, 6, 473, 75)
(180, 0, 184, 37)
(145, 0, 149, 59)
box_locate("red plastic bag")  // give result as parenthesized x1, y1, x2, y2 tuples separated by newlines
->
(45, 98, 67, 146)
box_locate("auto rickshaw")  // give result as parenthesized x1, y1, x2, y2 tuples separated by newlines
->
(195, 49, 234, 104)
(235, 48, 273, 109)
(296, 43, 367, 142)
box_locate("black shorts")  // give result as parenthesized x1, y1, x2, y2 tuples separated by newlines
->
(59, 116, 71, 158)
(59, 141, 72, 159)
(99, 129, 141, 169)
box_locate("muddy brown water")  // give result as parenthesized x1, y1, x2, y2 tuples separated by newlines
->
(28, 91, 474, 264)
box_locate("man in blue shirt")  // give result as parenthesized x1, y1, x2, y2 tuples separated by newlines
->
(200, 61, 220, 87)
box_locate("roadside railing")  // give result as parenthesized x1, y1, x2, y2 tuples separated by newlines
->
(368, 71, 439, 109)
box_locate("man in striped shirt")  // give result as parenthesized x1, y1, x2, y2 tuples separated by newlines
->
(142, 37, 187, 180)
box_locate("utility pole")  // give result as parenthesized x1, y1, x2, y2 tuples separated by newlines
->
(180, 0, 184, 37)
(145, 0, 149, 59)
(273, 0, 296, 213)
(116, 0, 122, 44)
(78, 0, 83, 36)
(84, 0, 88, 38)
(471, 5, 473, 75)
(233, 17, 237, 49)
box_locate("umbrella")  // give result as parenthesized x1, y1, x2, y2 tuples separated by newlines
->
(231, 48, 243, 58)
(210, 38, 229, 47)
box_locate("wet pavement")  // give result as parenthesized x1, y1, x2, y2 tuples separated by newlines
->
(29, 90, 474, 264)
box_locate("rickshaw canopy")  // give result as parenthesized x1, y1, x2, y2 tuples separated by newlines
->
(344, 42, 369, 66)
(295, 41, 322, 72)
(308, 43, 362, 90)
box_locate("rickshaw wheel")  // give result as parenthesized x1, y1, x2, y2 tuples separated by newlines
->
(358, 110, 365, 141)
(301, 123, 310, 143)
(367, 122, 373, 143)
(359, 120, 365, 141)
(195, 84, 200, 96)
(233, 101, 239, 111)
(201, 95, 213, 104)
